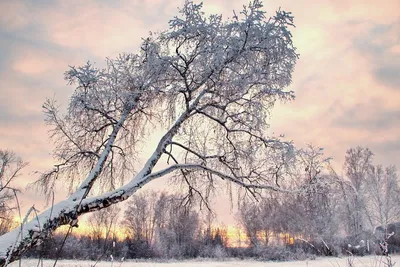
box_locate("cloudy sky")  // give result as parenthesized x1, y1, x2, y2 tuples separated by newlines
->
(0, 0, 399, 226)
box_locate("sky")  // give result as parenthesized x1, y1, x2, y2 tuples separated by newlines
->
(0, 0, 399, 228)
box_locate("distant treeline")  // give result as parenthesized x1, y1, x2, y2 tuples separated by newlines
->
(16, 147, 400, 260)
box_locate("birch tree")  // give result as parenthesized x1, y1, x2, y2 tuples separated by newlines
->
(340, 147, 373, 238)
(0, 1, 313, 264)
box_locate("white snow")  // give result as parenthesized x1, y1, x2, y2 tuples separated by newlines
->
(7, 256, 400, 267)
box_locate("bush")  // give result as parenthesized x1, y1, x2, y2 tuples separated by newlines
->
(236, 245, 314, 261)
(198, 245, 228, 259)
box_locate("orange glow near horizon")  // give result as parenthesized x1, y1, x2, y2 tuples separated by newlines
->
(56, 224, 127, 241)
(9, 216, 249, 247)
(65, 224, 248, 246)
(9, 213, 300, 248)
(225, 225, 248, 248)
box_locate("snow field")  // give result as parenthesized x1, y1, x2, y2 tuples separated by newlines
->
(8, 256, 400, 267)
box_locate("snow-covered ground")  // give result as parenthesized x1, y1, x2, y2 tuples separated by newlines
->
(8, 256, 400, 267)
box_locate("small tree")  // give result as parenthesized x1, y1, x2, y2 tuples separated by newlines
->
(153, 194, 200, 258)
(364, 165, 400, 228)
(340, 147, 373, 239)
(87, 205, 120, 248)
(0, 1, 317, 264)
(238, 200, 263, 247)
(123, 191, 158, 245)
(0, 150, 27, 235)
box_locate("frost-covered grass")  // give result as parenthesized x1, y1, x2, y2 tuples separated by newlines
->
(8, 256, 400, 267)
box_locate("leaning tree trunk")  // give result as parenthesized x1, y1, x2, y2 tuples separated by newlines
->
(0, 187, 133, 266)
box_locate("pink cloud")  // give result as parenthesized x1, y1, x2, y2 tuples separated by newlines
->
(37, 0, 179, 57)
(12, 51, 62, 76)
(391, 45, 400, 55)
(0, 1, 30, 31)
